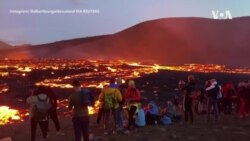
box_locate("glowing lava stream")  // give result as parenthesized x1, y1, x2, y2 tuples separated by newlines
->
(0, 106, 21, 125)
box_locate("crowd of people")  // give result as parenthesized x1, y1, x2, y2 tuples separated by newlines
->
(26, 75, 250, 141)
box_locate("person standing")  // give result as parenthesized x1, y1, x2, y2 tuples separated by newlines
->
(68, 80, 90, 141)
(27, 86, 50, 141)
(182, 75, 197, 124)
(206, 79, 220, 122)
(116, 78, 127, 131)
(125, 80, 141, 130)
(46, 87, 64, 136)
(99, 79, 122, 135)
(135, 103, 146, 127)
(237, 82, 248, 118)
(96, 85, 108, 125)
(222, 82, 235, 115)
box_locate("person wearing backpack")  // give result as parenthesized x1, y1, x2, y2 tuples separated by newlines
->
(98, 79, 122, 135)
(27, 86, 51, 141)
(68, 80, 91, 141)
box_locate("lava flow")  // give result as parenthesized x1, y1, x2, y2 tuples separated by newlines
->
(1, 59, 250, 125)
(0, 106, 22, 125)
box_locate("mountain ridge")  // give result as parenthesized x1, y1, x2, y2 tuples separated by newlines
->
(1, 16, 250, 66)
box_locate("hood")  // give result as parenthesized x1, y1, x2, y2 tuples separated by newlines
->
(212, 81, 218, 86)
(37, 93, 48, 100)
(148, 101, 159, 115)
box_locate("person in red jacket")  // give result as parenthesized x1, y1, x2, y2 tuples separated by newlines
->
(124, 80, 141, 130)
(222, 82, 235, 115)
(237, 82, 248, 118)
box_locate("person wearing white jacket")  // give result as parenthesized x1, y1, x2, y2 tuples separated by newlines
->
(205, 79, 221, 122)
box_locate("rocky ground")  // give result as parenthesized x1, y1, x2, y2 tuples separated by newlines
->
(2, 70, 250, 141)
(1, 114, 250, 141)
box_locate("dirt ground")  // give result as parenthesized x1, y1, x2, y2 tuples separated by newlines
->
(1, 114, 250, 141)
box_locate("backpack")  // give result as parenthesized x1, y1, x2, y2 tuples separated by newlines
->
(80, 89, 94, 107)
(32, 95, 51, 121)
(160, 116, 172, 125)
(103, 89, 116, 110)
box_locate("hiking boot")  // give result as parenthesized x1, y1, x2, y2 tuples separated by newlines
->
(123, 130, 130, 135)
(104, 131, 109, 135)
(112, 130, 117, 134)
(56, 131, 65, 136)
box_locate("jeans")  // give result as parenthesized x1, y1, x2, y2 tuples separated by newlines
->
(103, 109, 116, 130)
(30, 118, 48, 141)
(207, 98, 219, 121)
(48, 109, 60, 131)
(96, 108, 104, 125)
(224, 98, 232, 114)
(127, 105, 137, 129)
(72, 116, 89, 141)
(116, 105, 124, 129)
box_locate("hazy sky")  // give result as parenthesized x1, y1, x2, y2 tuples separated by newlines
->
(1, 0, 250, 45)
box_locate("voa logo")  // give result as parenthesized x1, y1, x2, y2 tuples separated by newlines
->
(212, 10, 233, 19)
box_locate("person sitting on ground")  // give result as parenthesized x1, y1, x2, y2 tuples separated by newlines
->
(135, 103, 146, 127)
(161, 100, 181, 122)
(145, 101, 160, 125)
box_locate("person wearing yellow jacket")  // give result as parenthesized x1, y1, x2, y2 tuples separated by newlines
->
(98, 79, 122, 135)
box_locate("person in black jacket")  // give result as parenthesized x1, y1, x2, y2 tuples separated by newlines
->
(46, 87, 64, 136)
(206, 79, 220, 122)
(182, 75, 197, 124)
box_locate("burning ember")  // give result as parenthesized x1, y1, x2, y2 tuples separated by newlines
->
(17, 67, 32, 72)
(0, 84, 9, 94)
(0, 106, 21, 125)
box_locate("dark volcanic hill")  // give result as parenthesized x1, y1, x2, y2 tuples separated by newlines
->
(0, 41, 12, 50)
(1, 17, 250, 66)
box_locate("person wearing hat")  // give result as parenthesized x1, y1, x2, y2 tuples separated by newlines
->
(68, 80, 90, 141)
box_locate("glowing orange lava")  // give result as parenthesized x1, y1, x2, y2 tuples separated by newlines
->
(0, 106, 21, 125)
